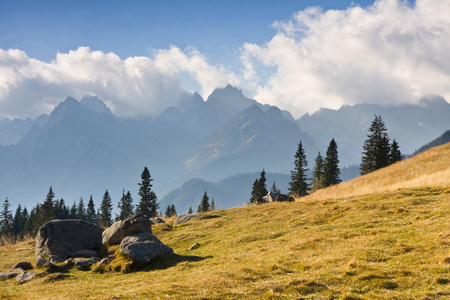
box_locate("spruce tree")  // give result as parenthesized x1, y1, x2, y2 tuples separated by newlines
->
(117, 190, 134, 220)
(289, 141, 309, 196)
(187, 207, 193, 214)
(98, 190, 113, 227)
(210, 199, 215, 211)
(249, 179, 261, 204)
(258, 169, 268, 196)
(389, 139, 402, 164)
(0, 198, 13, 237)
(170, 204, 177, 216)
(54, 199, 69, 219)
(69, 202, 77, 219)
(165, 205, 177, 218)
(77, 197, 86, 220)
(40, 186, 55, 223)
(270, 181, 280, 194)
(197, 191, 210, 213)
(86, 196, 97, 224)
(361, 115, 391, 175)
(12, 204, 23, 238)
(136, 167, 158, 217)
(311, 152, 325, 192)
(323, 138, 341, 187)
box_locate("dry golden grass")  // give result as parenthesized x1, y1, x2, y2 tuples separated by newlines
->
(303, 142, 450, 202)
(0, 143, 448, 299)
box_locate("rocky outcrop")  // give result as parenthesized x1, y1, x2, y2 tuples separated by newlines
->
(35, 219, 104, 259)
(12, 262, 33, 270)
(102, 214, 153, 246)
(120, 232, 173, 264)
(173, 213, 202, 226)
(16, 271, 34, 282)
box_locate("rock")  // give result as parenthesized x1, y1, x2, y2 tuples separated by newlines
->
(49, 255, 65, 263)
(35, 255, 49, 267)
(0, 271, 19, 279)
(98, 257, 112, 265)
(16, 271, 34, 282)
(120, 232, 173, 264)
(73, 249, 97, 258)
(173, 213, 202, 226)
(36, 219, 104, 259)
(74, 257, 100, 268)
(150, 217, 165, 224)
(102, 214, 153, 246)
(12, 262, 33, 270)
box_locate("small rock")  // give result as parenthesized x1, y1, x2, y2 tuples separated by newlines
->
(16, 271, 34, 282)
(12, 262, 33, 270)
(35, 255, 48, 267)
(0, 272, 19, 279)
(73, 249, 97, 258)
(173, 213, 202, 226)
(74, 257, 100, 268)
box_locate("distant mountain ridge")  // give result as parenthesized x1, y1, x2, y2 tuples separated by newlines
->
(1, 86, 449, 214)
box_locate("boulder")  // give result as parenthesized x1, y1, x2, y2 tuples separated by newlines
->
(16, 271, 34, 282)
(35, 255, 49, 267)
(102, 214, 153, 246)
(173, 213, 202, 226)
(12, 262, 33, 270)
(120, 232, 173, 264)
(0, 271, 19, 279)
(36, 219, 104, 259)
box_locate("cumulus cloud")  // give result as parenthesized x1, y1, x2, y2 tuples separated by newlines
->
(0, 46, 238, 119)
(241, 0, 450, 118)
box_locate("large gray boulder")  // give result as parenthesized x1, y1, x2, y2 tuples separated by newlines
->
(173, 213, 202, 226)
(102, 214, 153, 246)
(35, 219, 104, 259)
(120, 232, 173, 264)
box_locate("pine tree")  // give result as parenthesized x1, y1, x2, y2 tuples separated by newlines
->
(250, 169, 269, 203)
(187, 207, 193, 214)
(289, 141, 309, 196)
(117, 190, 134, 220)
(170, 204, 177, 216)
(258, 169, 268, 196)
(389, 139, 402, 164)
(210, 198, 215, 211)
(98, 190, 113, 228)
(0, 198, 13, 237)
(40, 186, 55, 224)
(86, 196, 97, 224)
(23, 207, 36, 236)
(11, 204, 24, 238)
(311, 152, 325, 192)
(136, 167, 158, 217)
(361, 115, 391, 175)
(249, 179, 261, 204)
(165, 204, 177, 218)
(270, 181, 280, 194)
(77, 197, 86, 220)
(323, 138, 341, 187)
(54, 199, 69, 219)
(69, 202, 77, 219)
(197, 191, 210, 213)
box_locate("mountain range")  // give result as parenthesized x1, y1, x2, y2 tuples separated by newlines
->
(0, 85, 448, 214)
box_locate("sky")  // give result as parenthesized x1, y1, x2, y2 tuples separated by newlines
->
(1, 0, 449, 119)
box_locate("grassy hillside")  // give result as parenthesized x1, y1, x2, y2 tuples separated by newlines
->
(0, 144, 449, 299)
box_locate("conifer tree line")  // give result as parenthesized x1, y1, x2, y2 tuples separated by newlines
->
(0, 167, 174, 243)
(197, 191, 215, 213)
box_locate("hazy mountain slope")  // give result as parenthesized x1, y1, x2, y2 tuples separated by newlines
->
(304, 142, 450, 201)
(160, 172, 291, 214)
(0, 117, 34, 146)
(411, 129, 450, 156)
(297, 96, 450, 166)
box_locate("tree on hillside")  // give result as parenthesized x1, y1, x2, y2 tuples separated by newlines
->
(0, 198, 13, 237)
(77, 197, 86, 220)
(361, 115, 391, 175)
(323, 138, 341, 187)
(289, 141, 309, 196)
(389, 139, 403, 164)
(117, 189, 134, 221)
(249, 169, 269, 203)
(12, 204, 28, 239)
(210, 198, 215, 211)
(54, 199, 69, 219)
(311, 152, 325, 192)
(98, 190, 113, 227)
(40, 186, 55, 224)
(136, 167, 158, 217)
(86, 196, 97, 224)
(164, 204, 177, 218)
(187, 206, 193, 214)
(270, 181, 281, 194)
(198, 191, 210, 213)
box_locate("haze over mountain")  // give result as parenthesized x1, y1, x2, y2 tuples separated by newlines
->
(0, 85, 448, 214)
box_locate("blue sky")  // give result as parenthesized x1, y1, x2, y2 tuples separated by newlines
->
(2, 0, 448, 120)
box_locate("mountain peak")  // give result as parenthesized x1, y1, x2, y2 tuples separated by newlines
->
(81, 96, 113, 115)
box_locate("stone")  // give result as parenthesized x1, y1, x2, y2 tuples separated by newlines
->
(35, 255, 49, 267)
(74, 257, 100, 268)
(173, 213, 202, 226)
(36, 219, 104, 259)
(12, 262, 33, 270)
(73, 249, 97, 258)
(16, 271, 34, 282)
(120, 232, 173, 264)
(49, 255, 65, 263)
(150, 217, 165, 224)
(102, 214, 153, 246)
(0, 271, 19, 279)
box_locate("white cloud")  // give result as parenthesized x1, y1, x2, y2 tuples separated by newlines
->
(241, 0, 450, 118)
(0, 46, 239, 119)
